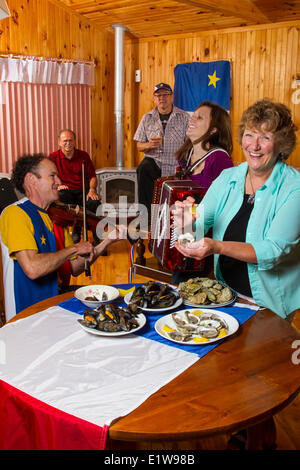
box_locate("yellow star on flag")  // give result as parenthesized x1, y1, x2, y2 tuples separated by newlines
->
(208, 70, 221, 88)
(40, 235, 46, 245)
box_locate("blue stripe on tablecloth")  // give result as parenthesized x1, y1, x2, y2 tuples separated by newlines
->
(59, 284, 257, 358)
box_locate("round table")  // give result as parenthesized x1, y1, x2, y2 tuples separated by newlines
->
(11, 292, 300, 450)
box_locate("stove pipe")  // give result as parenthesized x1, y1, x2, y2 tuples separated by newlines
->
(111, 24, 128, 169)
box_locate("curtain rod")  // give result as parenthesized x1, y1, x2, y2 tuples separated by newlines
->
(0, 53, 95, 66)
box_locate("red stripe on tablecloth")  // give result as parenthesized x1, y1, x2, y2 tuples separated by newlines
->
(0, 380, 108, 450)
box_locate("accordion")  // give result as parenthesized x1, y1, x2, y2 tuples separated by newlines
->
(149, 177, 211, 273)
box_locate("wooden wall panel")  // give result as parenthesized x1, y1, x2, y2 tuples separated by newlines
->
(1, 1, 300, 170)
(0, 0, 115, 171)
(124, 23, 300, 168)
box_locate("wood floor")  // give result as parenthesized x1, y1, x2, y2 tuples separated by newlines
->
(70, 239, 300, 451)
(0, 238, 299, 450)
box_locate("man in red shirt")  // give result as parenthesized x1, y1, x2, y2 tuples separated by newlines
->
(49, 129, 100, 242)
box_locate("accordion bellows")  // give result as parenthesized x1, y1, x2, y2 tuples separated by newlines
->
(149, 176, 212, 273)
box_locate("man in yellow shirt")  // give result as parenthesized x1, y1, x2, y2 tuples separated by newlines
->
(0, 154, 125, 320)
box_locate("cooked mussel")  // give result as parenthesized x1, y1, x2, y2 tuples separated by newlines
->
(154, 292, 178, 308)
(101, 304, 120, 323)
(97, 321, 123, 332)
(118, 311, 140, 331)
(80, 308, 100, 327)
(129, 282, 179, 309)
(144, 281, 161, 294)
(78, 303, 142, 333)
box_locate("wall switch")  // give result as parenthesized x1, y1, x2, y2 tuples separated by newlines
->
(135, 69, 141, 82)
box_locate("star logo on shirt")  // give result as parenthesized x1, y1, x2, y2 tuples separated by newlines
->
(40, 235, 46, 245)
(208, 70, 221, 88)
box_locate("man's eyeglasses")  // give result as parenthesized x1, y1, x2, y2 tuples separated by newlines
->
(154, 93, 172, 97)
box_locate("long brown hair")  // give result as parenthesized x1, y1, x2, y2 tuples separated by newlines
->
(176, 101, 233, 163)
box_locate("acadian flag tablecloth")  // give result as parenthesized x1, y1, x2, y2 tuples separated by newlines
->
(0, 284, 258, 450)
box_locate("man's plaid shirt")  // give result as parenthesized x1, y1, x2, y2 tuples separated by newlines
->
(134, 106, 189, 177)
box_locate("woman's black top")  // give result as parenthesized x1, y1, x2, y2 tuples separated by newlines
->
(219, 194, 254, 297)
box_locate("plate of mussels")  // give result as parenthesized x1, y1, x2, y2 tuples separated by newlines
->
(155, 309, 239, 346)
(124, 281, 183, 313)
(177, 277, 236, 308)
(77, 303, 146, 336)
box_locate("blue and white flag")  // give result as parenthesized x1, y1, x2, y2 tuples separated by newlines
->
(173, 61, 231, 113)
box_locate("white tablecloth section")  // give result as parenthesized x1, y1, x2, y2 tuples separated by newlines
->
(0, 305, 199, 449)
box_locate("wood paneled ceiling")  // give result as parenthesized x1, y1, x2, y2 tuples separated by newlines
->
(54, 0, 300, 38)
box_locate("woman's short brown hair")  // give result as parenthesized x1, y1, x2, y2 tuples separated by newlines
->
(237, 99, 298, 161)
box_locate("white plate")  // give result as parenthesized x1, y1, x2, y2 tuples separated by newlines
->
(77, 313, 147, 337)
(124, 291, 183, 314)
(183, 294, 236, 309)
(75, 285, 120, 308)
(155, 309, 239, 346)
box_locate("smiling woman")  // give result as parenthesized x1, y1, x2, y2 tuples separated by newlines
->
(171, 101, 233, 284)
(239, 100, 298, 198)
(175, 100, 233, 189)
(186, 105, 212, 142)
(242, 128, 275, 171)
(174, 99, 300, 319)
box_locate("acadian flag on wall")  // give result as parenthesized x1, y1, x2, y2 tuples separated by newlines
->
(173, 60, 231, 113)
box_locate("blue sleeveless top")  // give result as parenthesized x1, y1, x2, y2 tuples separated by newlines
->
(14, 200, 58, 313)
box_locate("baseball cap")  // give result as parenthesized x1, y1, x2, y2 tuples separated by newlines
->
(154, 83, 173, 94)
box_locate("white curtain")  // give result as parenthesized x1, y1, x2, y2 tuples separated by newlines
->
(0, 58, 94, 85)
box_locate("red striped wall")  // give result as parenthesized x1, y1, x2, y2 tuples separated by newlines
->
(0, 82, 91, 174)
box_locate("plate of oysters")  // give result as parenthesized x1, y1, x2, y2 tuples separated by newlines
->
(177, 277, 236, 308)
(77, 303, 146, 336)
(155, 309, 239, 345)
(124, 281, 183, 313)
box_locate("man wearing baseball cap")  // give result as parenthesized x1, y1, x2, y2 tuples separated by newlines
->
(134, 82, 189, 221)
(153, 82, 173, 94)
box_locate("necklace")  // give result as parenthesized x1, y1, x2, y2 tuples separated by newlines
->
(247, 171, 255, 204)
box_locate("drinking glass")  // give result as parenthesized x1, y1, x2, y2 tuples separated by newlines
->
(150, 130, 164, 156)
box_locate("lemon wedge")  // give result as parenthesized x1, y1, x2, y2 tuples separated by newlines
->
(192, 309, 204, 316)
(193, 336, 209, 343)
(118, 287, 135, 297)
(218, 328, 227, 338)
(162, 324, 175, 333)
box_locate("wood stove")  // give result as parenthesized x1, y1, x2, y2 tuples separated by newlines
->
(96, 167, 138, 208)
